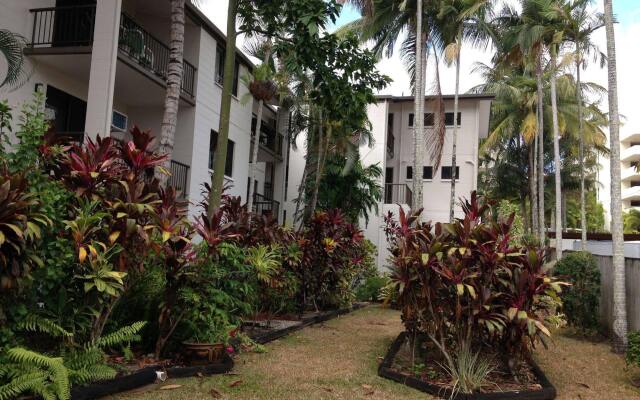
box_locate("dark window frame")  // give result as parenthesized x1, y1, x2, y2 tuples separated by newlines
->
(445, 112, 462, 126)
(215, 45, 240, 97)
(441, 166, 460, 180)
(209, 130, 235, 177)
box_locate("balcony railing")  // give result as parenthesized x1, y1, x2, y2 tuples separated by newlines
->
(253, 193, 280, 219)
(252, 117, 284, 157)
(384, 183, 413, 208)
(29, 6, 196, 97)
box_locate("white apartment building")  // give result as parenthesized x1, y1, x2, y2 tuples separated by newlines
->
(1, 0, 291, 221)
(359, 94, 493, 268)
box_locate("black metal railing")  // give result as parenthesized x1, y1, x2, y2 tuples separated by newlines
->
(28, 6, 196, 97)
(253, 193, 280, 219)
(29, 5, 96, 47)
(384, 183, 413, 208)
(252, 117, 284, 156)
(168, 160, 190, 199)
(118, 13, 196, 97)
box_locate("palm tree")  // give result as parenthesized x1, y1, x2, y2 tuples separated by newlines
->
(156, 0, 186, 185)
(439, 0, 492, 222)
(549, 28, 564, 259)
(208, 0, 239, 215)
(560, 0, 605, 247)
(0, 29, 29, 90)
(604, 0, 627, 353)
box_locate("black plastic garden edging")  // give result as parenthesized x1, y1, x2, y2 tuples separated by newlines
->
(378, 332, 557, 400)
(70, 353, 234, 400)
(249, 302, 368, 344)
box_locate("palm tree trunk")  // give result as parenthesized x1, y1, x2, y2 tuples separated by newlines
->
(156, 0, 185, 186)
(550, 48, 562, 260)
(247, 45, 273, 219)
(536, 48, 545, 244)
(310, 121, 331, 217)
(530, 142, 538, 234)
(412, 2, 425, 214)
(604, 0, 627, 353)
(449, 40, 461, 223)
(208, 0, 238, 216)
(304, 110, 324, 221)
(576, 48, 587, 249)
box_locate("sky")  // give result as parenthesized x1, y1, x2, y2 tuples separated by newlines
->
(200, 0, 640, 134)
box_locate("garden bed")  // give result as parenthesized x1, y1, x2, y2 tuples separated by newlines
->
(378, 332, 557, 400)
(70, 354, 234, 400)
(244, 302, 368, 344)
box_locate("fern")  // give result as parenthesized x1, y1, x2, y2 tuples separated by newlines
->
(0, 322, 146, 400)
(91, 321, 146, 350)
(18, 315, 73, 338)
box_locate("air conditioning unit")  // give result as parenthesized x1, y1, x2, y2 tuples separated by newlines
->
(111, 110, 128, 132)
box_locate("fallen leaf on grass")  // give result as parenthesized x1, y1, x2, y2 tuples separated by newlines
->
(210, 388, 222, 398)
(160, 384, 182, 390)
(228, 380, 243, 388)
(577, 382, 591, 389)
(361, 384, 372, 390)
(321, 387, 333, 393)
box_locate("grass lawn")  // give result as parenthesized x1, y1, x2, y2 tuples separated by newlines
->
(111, 306, 640, 400)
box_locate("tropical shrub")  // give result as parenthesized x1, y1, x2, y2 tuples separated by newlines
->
(298, 209, 368, 310)
(626, 331, 640, 368)
(383, 192, 565, 371)
(356, 275, 389, 302)
(554, 251, 601, 333)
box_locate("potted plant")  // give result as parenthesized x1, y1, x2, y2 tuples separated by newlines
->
(181, 307, 233, 364)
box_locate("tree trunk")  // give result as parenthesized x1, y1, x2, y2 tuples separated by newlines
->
(247, 45, 273, 219)
(550, 48, 562, 260)
(310, 119, 331, 218)
(156, 0, 185, 186)
(208, 0, 238, 216)
(530, 143, 538, 234)
(576, 47, 587, 249)
(412, 2, 425, 214)
(449, 40, 461, 222)
(604, 0, 628, 353)
(536, 49, 545, 244)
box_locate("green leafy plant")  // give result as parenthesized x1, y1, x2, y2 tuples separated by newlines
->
(626, 331, 640, 368)
(0, 321, 145, 400)
(554, 251, 601, 333)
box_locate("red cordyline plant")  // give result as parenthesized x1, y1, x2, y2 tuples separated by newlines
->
(0, 163, 51, 290)
(384, 192, 566, 372)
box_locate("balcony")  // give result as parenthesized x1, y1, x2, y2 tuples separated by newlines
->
(622, 166, 639, 182)
(622, 186, 640, 201)
(251, 116, 284, 160)
(28, 5, 196, 97)
(253, 193, 280, 219)
(622, 145, 640, 162)
(384, 183, 413, 208)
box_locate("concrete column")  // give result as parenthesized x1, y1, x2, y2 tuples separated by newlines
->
(84, 0, 122, 139)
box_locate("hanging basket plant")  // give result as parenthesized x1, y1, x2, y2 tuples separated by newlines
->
(245, 63, 277, 102)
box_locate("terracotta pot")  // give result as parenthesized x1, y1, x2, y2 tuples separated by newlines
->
(182, 342, 225, 364)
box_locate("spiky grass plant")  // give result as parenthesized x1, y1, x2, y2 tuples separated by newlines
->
(440, 343, 495, 398)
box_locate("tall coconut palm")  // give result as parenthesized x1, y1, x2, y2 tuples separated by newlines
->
(549, 36, 563, 259)
(604, 0, 627, 353)
(0, 29, 29, 90)
(208, 0, 239, 215)
(439, 0, 492, 222)
(413, 0, 426, 212)
(560, 0, 605, 247)
(156, 0, 186, 186)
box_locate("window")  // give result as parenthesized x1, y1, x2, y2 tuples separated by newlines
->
(631, 181, 640, 187)
(406, 166, 413, 180)
(408, 113, 414, 127)
(215, 45, 240, 96)
(209, 130, 234, 177)
(387, 113, 394, 132)
(422, 166, 433, 179)
(424, 113, 435, 127)
(445, 112, 462, 126)
(441, 166, 460, 180)
(45, 85, 87, 133)
(632, 201, 640, 207)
